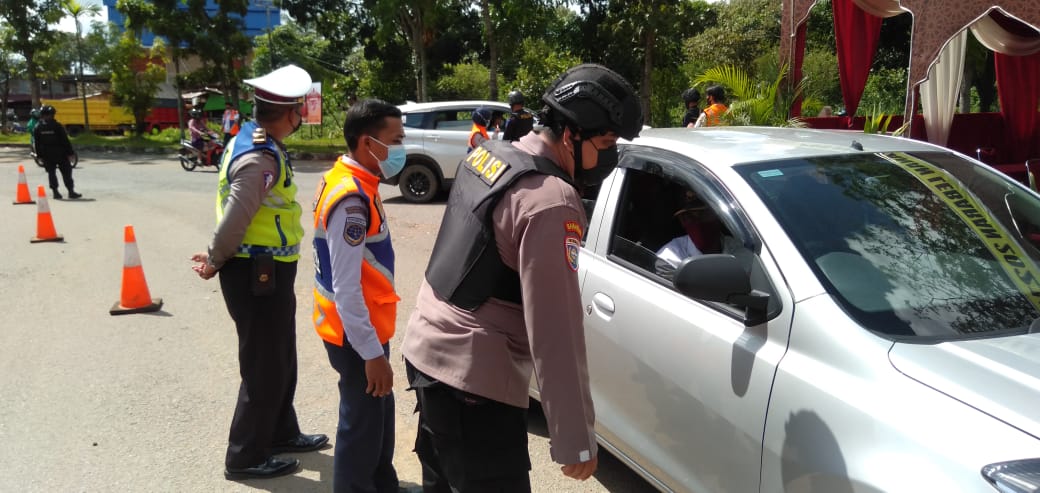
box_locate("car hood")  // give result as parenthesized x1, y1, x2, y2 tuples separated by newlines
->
(889, 333, 1040, 439)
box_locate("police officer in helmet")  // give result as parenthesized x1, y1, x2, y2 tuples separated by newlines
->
(501, 89, 536, 142)
(403, 63, 642, 491)
(33, 105, 80, 199)
(681, 87, 701, 128)
(191, 64, 328, 481)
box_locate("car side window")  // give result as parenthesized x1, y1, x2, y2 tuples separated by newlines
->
(433, 110, 473, 131)
(606, 165, 766, 314)
(402, 111, 428, 129)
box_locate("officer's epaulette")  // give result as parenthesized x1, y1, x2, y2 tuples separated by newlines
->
(252, 127, 267, 144)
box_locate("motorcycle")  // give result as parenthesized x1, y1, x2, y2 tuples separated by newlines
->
(179, 131, 224, 171)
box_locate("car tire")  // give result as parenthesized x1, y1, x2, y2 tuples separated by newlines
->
(398, 163, 440, 203)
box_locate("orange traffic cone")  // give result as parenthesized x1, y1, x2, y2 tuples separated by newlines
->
(30, 186, 63, 243)
(110, 225, 163, 315)
(13, 165, 36, 205)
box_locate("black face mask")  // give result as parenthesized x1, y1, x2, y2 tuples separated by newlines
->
(290, 105, 303, 133)
(572, 138, 619, 187)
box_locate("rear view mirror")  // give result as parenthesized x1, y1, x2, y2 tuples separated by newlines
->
(674, 254, 770, 325)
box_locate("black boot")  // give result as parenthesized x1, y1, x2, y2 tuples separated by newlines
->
(52, 189, 62, 200)
(68, 191, 82, 199)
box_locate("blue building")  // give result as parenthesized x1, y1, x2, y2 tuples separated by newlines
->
(102, 0, 281, 46)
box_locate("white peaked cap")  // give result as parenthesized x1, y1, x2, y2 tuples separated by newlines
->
(244, 64, 312, 104)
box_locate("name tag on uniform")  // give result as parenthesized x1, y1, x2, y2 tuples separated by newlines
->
(464, 147, 509, 185)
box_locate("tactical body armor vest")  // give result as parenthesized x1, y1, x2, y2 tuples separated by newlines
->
(426, 140, 574, 310)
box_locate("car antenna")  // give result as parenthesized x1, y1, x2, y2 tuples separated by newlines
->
(851, 140, 864, 151)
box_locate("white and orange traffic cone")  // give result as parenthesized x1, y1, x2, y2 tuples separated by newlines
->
(30, 186, 63, 243)
(110, 225, 163, 315)
(13, 165, 36, 205)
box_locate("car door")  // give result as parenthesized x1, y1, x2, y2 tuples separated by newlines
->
(580, 146, 795, 493)
(423, 107, 481, 180)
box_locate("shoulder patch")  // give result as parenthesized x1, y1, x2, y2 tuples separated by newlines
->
(565, 236, 581, 271)
(262, 170, 276, 190)
(344, 218, 366, 246)
(565, 220, 583, 237)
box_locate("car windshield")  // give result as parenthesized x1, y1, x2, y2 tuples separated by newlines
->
(737, 151, 1040, 339)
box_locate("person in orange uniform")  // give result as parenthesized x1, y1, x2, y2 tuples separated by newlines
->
(467, 107, 494, 152)
(694, 85, 728, 127)
(311, 99, 406, 493)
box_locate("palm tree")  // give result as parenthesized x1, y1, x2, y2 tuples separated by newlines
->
(61, 0, 101, 133)
(693, 64, 809, 128)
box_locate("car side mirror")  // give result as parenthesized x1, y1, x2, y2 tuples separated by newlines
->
(674, 254, 770, 325)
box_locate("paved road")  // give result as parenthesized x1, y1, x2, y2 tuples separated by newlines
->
(0, 148, 658, 492)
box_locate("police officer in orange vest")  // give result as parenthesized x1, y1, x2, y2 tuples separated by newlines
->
(311, 99, 405, 492)
(467, 107, 494, 152)
(191, 64, 328, 481)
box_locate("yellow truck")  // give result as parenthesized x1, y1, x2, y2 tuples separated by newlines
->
(41, 95, 135, 135)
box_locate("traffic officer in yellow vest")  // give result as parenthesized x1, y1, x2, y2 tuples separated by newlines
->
(191, 64, 328, 481)
(311, 99, 405, 493)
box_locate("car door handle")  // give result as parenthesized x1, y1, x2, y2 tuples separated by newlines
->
(428, 133, 440, 140)
(589, 292, 615, 317)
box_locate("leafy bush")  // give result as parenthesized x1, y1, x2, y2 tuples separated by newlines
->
(433, 62, 495, 101)
(508, 38, 583, 107)
(859, 67, 907, 116)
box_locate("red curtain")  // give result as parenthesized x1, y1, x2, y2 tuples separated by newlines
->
(833, 0, 882, 117)
(995, 51, 1040, 162)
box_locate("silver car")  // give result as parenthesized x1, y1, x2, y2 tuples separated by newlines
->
(536, 127, 1040, 492)
(392, 100, 510, 202)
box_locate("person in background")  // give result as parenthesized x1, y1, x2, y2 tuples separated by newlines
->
(222, 102, 240, 145)
(818, 106, 834, 117)
(681, 88, 701, 128)
(694, 85, 728, 128)
(32, 105, 80, 199)
(467, 107, 494, 152)
(502, 90, 536, 142)
(403, 63, 644, 491)
(190, 64, 328, 482)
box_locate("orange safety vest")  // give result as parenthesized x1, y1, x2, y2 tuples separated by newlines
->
(311, 157, 399, 346)
(468, 123, 489, 152)
(702, 103, 728, 127)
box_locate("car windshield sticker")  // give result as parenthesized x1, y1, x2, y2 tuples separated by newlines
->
(882, 152, 1040, 312)
(464, 146, 510, 186)
(758, 169, 784, 178)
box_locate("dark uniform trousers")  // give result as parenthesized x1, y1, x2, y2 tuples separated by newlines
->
(42, 158, 74, 194)
(406, 361, 532, 493)
(218, 257, 302, 469)
(324, 341, 399, 493)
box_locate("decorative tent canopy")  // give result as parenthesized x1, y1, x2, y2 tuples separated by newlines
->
(781, 0, 1040, 162)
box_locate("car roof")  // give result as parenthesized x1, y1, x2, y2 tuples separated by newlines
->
(398, 100, 511, 113)
(627, 127, 950, 168)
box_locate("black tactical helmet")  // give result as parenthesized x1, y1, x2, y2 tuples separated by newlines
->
(682, 87, 701, 104)
(541, 64, 643, 140)
(507, 90, 524, 106)
(40, 105, 56, 117)
(30, 108, 40, 119)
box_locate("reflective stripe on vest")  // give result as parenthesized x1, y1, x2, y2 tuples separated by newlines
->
(703, 103, 728, 127)
(311, 156, 399, 346)
(215, 120, 304, 262)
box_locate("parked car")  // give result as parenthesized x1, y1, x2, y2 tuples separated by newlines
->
(392, 100, 510, 203)
(531, 126, 1040, 493)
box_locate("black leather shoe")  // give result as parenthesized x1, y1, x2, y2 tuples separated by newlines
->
(52, 190, 62, 200)
(68, 191, 82, 199)
(271, 433, 329, 454)
(224, 457, 300, 480)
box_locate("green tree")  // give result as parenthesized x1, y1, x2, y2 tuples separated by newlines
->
(60, 0, 100, 132)
(684, 0, 778, 78)
(508, 37, 581, 102)
(106, 32, 168, 135)
(434, 61, 494, 100)
(0, 0, 64, 107)
(694, 64, 806, 127)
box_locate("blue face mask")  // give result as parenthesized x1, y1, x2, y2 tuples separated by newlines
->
(368, 137, 407, 178)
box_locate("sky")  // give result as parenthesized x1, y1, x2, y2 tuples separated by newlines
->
(54, 0, 107, 34)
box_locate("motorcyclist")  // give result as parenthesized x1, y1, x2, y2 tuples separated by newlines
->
(502, 89, 536, 142)
(188, 109, 218, 163)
